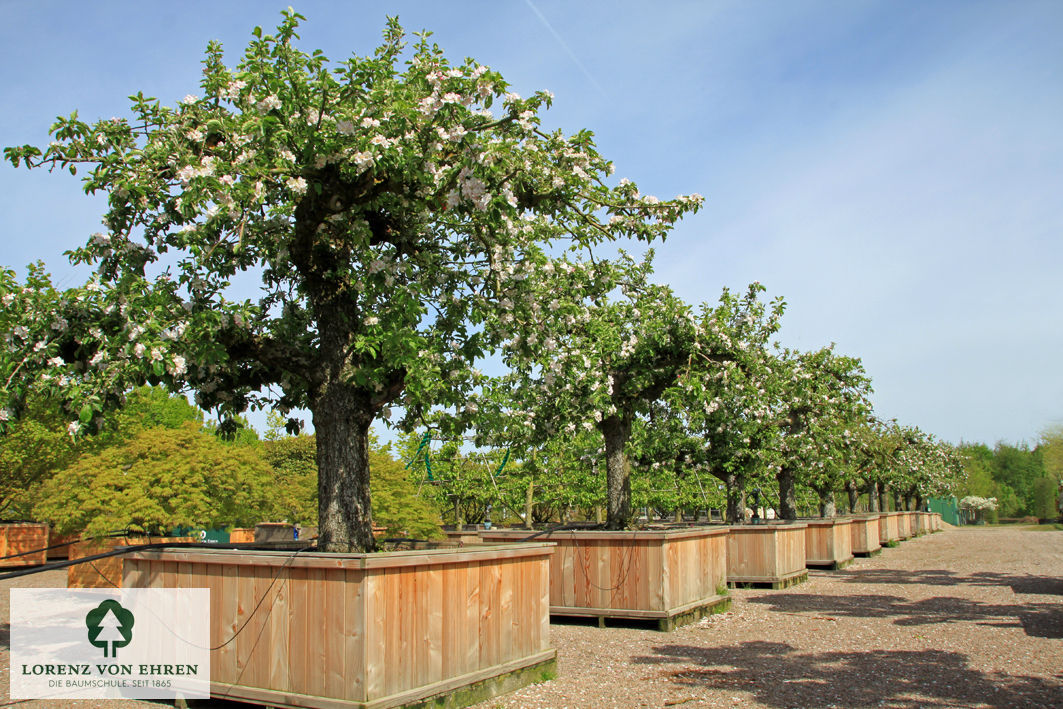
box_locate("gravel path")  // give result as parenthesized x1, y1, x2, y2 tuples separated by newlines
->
(2, 526, 1060, 708)
(480, 526, 1063, 709)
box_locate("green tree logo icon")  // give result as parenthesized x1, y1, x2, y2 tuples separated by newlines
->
(85, 599, 134, 658)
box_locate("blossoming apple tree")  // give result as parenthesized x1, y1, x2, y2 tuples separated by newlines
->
(478, 258, 780, 529)
(3, 11, 701, 551)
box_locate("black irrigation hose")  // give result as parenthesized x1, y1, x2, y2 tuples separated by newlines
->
(0, 540, 311, 581)
(0, 529, 130, 562)
(515, 521, 604, 542)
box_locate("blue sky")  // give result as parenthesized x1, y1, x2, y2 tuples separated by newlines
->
(2, 1, 1061, 445)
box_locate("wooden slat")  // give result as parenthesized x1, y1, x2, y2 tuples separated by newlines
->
(342, 568, 365, 703)
(479, 559, 501, 670)
(265, 563, 288, 692)
(363, 571, 386, 701)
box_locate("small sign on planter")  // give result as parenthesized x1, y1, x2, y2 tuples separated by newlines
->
(9, 588, 210, 701)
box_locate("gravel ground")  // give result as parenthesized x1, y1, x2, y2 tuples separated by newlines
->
(479, 526, 1063, 709)
(1, 526, 1060, 709)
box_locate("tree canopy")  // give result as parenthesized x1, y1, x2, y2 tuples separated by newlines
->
(4, 11, 700, 550)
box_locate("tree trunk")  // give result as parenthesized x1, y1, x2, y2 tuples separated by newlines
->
(600, 414, 633, 530)
(454, 498, 464, 528)
(846, 481, 860, 513)
(819, 491, 836, 518)
(724, 473, 744, 524)
(894, 491, 903, 511)
(867, 481, 880, 512)
(777, 465, 798, 520)
(314, 390, 375, 553)
(879, 484, 890, 513)
(902, 493, 912, 512)
(915, 494, 924, 512)
(524, 481, 535, 530)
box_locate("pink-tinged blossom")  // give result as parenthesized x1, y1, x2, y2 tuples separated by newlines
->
(336, 119, 355, 135)
(33, 341, 46, 352)
(169, 355, 187, 376)
(67, 421, 80, 437)
(257, 95, 282, 113)
(47, 357, 64, 367)
(361, 117, 381, 128)
(180, 94, 198, 105)
(287, 176, 308, 194)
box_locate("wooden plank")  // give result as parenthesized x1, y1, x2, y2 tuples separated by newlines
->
(440, 563, 460, 681)
(342, 569, 365, 703)
(463, 561, 480, 677)
(308, 567, 328, 698)
(498, 560, 515, 664)
(425, 562, 443, 686)
(559, 540, 575, 608)
(266, 563, 289, 692)
(478, 559, 501, 670)
(363, 570, 387, 701)
(214, 561, 239, 683)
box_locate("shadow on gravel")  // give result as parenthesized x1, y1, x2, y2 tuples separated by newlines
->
(745, 593, 1063, 638)
(839, 569, 1063, 597)
(634, 641, 1063, 708)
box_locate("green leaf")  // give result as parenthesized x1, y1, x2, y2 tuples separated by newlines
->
(79, 404, 94, 424)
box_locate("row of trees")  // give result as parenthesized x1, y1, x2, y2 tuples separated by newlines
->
(2, 12, 967, 550)
(957, 430, 1063, 521)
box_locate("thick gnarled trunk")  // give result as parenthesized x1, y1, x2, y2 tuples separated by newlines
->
(846, 481, 860, 513)
(314, 388, 376, 553)
(867, 481, 880, 512)
(777, 465, 798, 520)
(818, 490, 836, 518)
(600, 414, 633, 530)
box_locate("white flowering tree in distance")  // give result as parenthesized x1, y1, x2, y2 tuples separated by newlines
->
(3, 11, 702, 552)
(479, 255, 777, 530)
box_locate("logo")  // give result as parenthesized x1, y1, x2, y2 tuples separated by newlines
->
(85, 599, 134, 658)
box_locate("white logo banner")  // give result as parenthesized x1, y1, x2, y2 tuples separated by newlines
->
(10, 588, 210, 700)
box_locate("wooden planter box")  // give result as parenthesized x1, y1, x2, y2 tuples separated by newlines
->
(804, 519, 854, 569)
(444, 529, 485, 546)
(849, 514, 882, 556)
(0, 523, 48, 568)
(480, 527, 730, 630)
(931, 512, 943, 531)
(879, 513, 900, 543)
(896, 512, 912, 539)
(254, 522, 295, 543)
(47, 531, 80, 559)
(229, 528, 255, 544)
(123, 544, 556, 709)
(727, 523, 807, 588)
(67, 536, 190, 588)
(915, 512, 933, 535)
